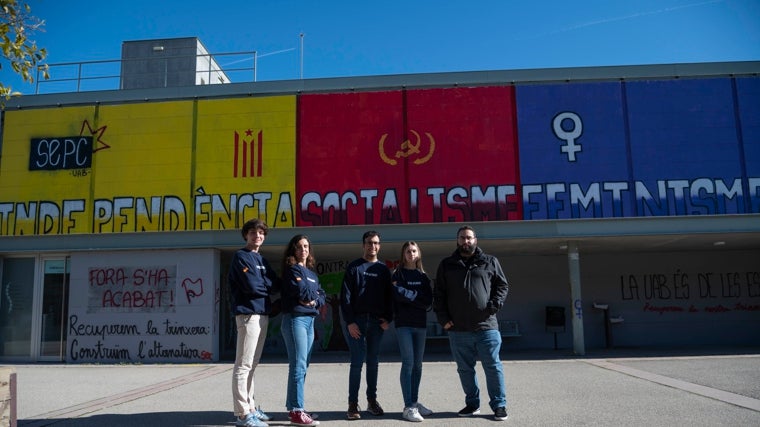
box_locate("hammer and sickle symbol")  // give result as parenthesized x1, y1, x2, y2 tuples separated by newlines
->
(379, 130, 436, 166)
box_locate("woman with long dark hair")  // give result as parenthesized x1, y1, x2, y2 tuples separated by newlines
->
(280, 234, 325, 426)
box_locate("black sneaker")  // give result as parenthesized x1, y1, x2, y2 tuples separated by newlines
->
(494, 406, 508, 421)
(367, 398, 385, 416)
(346, 402, 361, 420)
(458, 405, 481, 416)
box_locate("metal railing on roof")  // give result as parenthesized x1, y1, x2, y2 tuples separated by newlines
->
(33, 50, 282, 94)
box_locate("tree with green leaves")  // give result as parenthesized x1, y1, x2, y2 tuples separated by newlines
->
(1, 0, 48, 101)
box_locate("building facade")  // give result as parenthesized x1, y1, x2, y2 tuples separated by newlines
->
(1, 60, 759, 363)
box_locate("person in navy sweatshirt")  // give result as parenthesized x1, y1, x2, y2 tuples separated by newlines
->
(391, 241, 434, 422)
(340, 230, 393, 420)
(280, 234, 325, 426)
(228, 219, 280, 427)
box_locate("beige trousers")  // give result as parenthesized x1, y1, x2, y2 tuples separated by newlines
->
(232, 313, 269, 417)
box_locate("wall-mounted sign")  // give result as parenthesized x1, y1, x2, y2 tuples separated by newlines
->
(29, 136, 93, 171)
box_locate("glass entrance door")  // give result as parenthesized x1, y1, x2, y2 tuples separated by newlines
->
(0, 257, 35, 359)
(38, 258, 70, 360)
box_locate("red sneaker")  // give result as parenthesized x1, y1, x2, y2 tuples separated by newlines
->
(289, 410, 319, 426)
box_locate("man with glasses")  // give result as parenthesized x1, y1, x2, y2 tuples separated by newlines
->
(340, 230, 393, 420)
(434, 225, 510, 421)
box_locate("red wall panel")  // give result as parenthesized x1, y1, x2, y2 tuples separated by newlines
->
(297, 87, 520, 226)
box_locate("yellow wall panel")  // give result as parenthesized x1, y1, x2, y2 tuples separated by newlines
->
(1, 107, 98, 235)
(195, 96, 296, 230)
(1, 96, 296, 236)
(90, 101, 194, 233)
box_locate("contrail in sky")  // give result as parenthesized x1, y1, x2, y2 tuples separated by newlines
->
(517, 0, 723, 40)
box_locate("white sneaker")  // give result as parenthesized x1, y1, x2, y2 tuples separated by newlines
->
(403, 406, 424, 422)
(415, 402, 433, 416)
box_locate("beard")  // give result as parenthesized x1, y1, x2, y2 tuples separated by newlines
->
(458, 243, 476, 256)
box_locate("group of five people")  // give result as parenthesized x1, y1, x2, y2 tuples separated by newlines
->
(228, 219, 510, 426)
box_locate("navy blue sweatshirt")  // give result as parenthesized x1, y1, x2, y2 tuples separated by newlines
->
(340, 258, 393, 325)
(228, 248, 280, 315)
(391, 268, 433, 328)
(281, 264, 326, 316)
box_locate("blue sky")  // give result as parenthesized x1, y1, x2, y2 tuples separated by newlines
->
(2, 0, 760, 95)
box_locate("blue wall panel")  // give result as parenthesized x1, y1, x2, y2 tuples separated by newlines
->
(625, 78, 744, 215)
(516, 82, 631, 219)
(736, 77, 760, 213)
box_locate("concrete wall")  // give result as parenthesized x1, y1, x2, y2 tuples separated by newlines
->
(487, 248, 759, 351)
(259, 244, 760, 355)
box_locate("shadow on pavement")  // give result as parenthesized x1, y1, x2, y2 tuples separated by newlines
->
(285, 345, 760, 365)
(20, 411, 230, 427)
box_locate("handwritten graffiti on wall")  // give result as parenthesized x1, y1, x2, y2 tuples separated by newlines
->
(26, 120, 110, 172)
(29, 136, 93, 171)
(87, 266, 177, 313)
(574, 299, 583, 319)
(68, 250, 217, 363)
(642, 301, 760, 315)
(181, 277, 204, 304)
(68, 314, 212, 361)
(620, 270, 760, 300)
(619, 269, 760, 315)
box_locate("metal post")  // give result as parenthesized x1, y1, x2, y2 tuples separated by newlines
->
(254, 51, 258, 82)
(206, 54, 211, 85)
(567, 242, 585, 355)
(299, 33, 304, 79)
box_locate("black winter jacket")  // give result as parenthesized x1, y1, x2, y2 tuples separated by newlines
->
(434, 247, 509, 332)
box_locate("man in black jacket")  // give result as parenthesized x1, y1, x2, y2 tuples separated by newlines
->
(434, 225, 509, 421)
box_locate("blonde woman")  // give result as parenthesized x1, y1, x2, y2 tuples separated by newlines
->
(392, 241, 434, 422)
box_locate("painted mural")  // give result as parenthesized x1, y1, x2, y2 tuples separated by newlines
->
(1, 77, 758, 237)
(297, 87, 521, 225)
(517, 77, 759, 218)
(0, 97, 296, 235)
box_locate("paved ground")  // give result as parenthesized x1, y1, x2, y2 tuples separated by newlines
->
(9, 346, 760, 426)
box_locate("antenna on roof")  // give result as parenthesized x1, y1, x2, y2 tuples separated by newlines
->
(300, 32, 304, 80)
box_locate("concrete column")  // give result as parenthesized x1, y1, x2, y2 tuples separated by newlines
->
(567, 242, 585, 355)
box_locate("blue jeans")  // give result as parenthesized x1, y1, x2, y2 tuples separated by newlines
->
(448, 329, 507, 411)
(396, 326, 427, 407)
(344, 313, 384, 403)
(281, 313, 315, 411)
